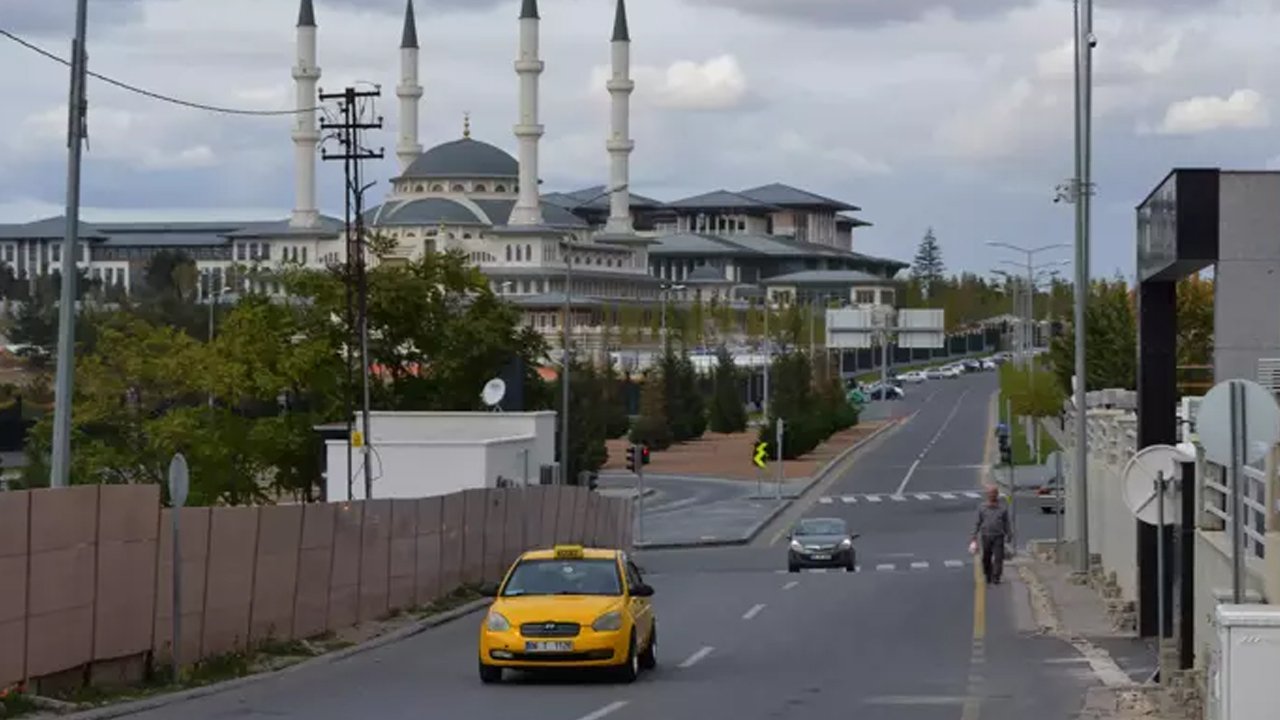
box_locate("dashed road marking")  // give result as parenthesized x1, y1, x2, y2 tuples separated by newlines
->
(816, 490, 982, 505)
(890, 494, 907, 502)
(914, 493, 931, 500)
(911, 561, 930, 570)
(945, 560, 965, 568)
(940, 492, 957, 500)
(963, 491, 981, 499)
(818, 496, 834, 504)
(875, 563, 895, 571)
(841, 495, 858, 504)
(866, 495, 883, 503)
(576, 701, 629, 720)
(742, 603, 766, 620)
(783, 580, 799, 590)
(679, 646, 714, 668)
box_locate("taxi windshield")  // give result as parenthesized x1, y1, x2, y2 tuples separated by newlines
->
(501, 558, 623, 597)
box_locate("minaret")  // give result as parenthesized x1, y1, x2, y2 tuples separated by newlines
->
(396, 0, 423, 173)
(603, 0, 635, 235)
(291, 0, 321, 228)
(507, 0, 545, 226)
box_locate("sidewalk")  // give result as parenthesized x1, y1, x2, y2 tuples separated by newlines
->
(1017, 541, 1198, 720)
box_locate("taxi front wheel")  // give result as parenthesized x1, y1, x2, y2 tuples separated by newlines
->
(638, 623, 657, 670)
(479, 661, 502, 684)
(615, 631, 639, 683)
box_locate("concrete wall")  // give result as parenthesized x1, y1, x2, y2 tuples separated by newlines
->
(0, 484, 630, 691)
(1215, 172, 1280, 383)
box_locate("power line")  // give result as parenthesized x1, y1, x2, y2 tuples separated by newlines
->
(0, 27, 321, 116)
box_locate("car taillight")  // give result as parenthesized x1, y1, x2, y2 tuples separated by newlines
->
(1037, 487, 1051, 495)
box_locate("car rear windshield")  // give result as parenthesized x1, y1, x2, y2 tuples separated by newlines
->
(501, 558, 623, 597)
(796, 519, 846, 536)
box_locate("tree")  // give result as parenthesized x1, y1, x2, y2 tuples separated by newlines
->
(658, 347, 706, 443)
(629, 370, 673, 450)
(553, 357, 607, 485)
(1177, 275, 1213, 367)
(1047, 278, 1137, 393)
(911, 228, 946, 299)
(708, 346, 747, 433)
(599, 353, 631, 439)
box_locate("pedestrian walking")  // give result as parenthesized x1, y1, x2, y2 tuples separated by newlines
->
(972, 485, 1011, 584)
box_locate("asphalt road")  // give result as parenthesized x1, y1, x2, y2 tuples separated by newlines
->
(109, 371, 1103, 720)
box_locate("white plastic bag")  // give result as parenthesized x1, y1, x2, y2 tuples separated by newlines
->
(968, 539, 978, 556)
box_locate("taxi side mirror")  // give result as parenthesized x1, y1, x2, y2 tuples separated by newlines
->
(478, 582, 500, 598)
(631, 584, 655, 598)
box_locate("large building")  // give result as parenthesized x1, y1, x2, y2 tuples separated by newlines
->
(0, 0, 906, 347)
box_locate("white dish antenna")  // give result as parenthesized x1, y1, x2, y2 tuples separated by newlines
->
(481, 377, 507, 409)
(1195, 379, 1280, 467)
(1121, 444, 1190, 526)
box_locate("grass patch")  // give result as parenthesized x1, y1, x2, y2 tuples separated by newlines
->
(998, 362, 1062, 465)
(1, 689, 39, 718)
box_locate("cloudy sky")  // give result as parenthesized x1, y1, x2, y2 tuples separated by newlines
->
(1, 0, 1277, 278)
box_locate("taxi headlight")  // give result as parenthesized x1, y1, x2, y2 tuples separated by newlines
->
(592, 611, 624, 632)
(485, 611, 511, 632)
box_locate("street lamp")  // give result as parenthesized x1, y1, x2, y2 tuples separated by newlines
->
(986, 242, 1070, 366)
(205, 286, 238, 408)
(558, 183, 628, 486)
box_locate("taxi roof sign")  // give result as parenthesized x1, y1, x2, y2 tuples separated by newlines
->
(553, 544, 584, 559)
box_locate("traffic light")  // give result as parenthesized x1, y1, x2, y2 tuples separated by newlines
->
(998, 434, 1013, 465)
(641, 445, 650, 465)
(625, 444, 640, 473)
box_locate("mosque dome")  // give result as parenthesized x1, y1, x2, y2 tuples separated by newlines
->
(400, 137, 518, 180)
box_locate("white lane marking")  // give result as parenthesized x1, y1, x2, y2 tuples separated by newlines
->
(945, 560, 965, 568)
(890, 494, 907, 502)
(911, 561, 930, 570)
(895, 459, 922, 495)
(964, 491, 981, 499)
(914, 493, 931, 500)
(940, 492, 957, 500)
(876, 563, 895, 571)
(679, 646, 714, 668)
(866, 494, 883, 503)
(841, 495, 858, 504)
(742, 603, 766, 620)
(783, 580, 799, 590)
(808, 568, 829, 573)
(818, 496, 834, 504)
(575, 701, 629, 720)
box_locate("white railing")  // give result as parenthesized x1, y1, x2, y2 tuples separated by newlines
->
(1202, 461, 1269, 559)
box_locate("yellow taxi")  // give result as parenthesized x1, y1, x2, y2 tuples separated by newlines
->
(477, 545, 657, 683)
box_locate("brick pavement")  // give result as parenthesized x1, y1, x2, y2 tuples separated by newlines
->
(603, 420, 888, 481)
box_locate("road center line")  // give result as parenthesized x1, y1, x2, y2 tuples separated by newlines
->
(679, 645, 714, 668)
(896, 389, 969, 495)
(574, 701, 629, 720)
(782, 580, 799, 590)
(742, 603, 766, 620)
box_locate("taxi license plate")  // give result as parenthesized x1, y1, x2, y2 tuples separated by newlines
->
(810, 554, 830, 560)
(525, 641, 573, 653)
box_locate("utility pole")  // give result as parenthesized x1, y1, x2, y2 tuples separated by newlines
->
(320, 85, 384, 500)
(1075, 0, 1094, 575)
(49, 0, 91, 488)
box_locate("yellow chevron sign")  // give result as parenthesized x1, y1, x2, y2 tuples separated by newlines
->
(753, 442, 769, 469)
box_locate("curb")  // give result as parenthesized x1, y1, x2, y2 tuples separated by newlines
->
(50, 598, 493, 720)
(633, 417, 908, 551)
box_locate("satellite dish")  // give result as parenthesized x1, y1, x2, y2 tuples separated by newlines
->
(1195, 379, 1280, 467)
(1121, 444, 1190, 526)
(481, 378, 507, 409)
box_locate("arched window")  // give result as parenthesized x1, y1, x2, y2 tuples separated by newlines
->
(463, 233, 472, 240)
(451, 184, 465, 192)
(525, 244, 532, 261)
(431, 184, 444, 192)
(515, 245, 523, 261)
(474, 184, 488, 192)
(494, 184, 507, 192)
(414, 184, 424, 192)
(506, 246, 512, 262)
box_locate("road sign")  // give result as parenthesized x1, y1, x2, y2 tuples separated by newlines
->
(753, 442, 769, 469)
(168, 453, 190, 508)
(1196, 379, 1280, 467)
(1121, 444, 1187, 526)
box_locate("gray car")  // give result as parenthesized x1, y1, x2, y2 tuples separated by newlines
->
(787, 517, 859, 572)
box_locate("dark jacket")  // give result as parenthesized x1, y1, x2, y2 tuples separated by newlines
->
(974, 503, 1011, 538)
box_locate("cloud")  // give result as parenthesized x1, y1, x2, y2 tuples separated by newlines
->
(1153, 89, 1270, 135)
(777, 131, 891, 177)
(681, 0, 1212, 28)
(0, 0, 161, 35)
(592, 55, 750, 111)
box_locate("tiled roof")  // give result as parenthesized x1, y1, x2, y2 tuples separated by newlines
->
(738, 183, 859, 211)
(762, 270, 892, 286)
(665, 190, 780, 212)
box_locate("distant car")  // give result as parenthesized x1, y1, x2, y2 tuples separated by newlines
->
(925, 367, 947, 379)
(963, 360, 982, 372)
(940, 366, 963, 379)
(899, 370, 928, 383)
(981, 360, 997, 371)
(788, 517, 859, 572)
(1035, 477, 1064, 514)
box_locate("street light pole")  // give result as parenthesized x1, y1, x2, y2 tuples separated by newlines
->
(1074, 0, 1095, 575)
(987, 243, 1069, 366)
(49, 0, 91, 488)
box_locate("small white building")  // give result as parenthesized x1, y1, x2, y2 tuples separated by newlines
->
(322, 410, 557, 501)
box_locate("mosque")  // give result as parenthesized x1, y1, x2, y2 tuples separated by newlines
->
(0, 0, 908, 351)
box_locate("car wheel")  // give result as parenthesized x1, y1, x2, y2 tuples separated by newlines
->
(845, 558, 856, 572)
(788, 563, 800, 573)
(478, 661, 502, 684)
(616, 631, 640, 683)
(639, 623, 657, 670)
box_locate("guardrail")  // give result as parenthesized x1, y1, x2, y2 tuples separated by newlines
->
(1202, 461, 1270, 559)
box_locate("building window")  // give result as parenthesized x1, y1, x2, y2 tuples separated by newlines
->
(415, 184, 425, 192)
(880, 289, 896, 306)
(475, 184, 487, 192)
(525, 244, 532, 262)
(431, 184, 444, 192)
(51, 244, 60, 262)
(855, 289, 876, 305)
(515, 245, 523, 261)
(451, 184, 465, 192)
(261, 243, 270, 260)
(506, 246, 512, 262)
(301, 247, 308, 264)
(495, 184, 507, 192)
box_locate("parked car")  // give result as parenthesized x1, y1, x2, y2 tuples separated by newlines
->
(940, 366, 963, 379)
(899, 370, 928, 384)
(1035, 477, 1064, 513)
(925, 367, 947, 379)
